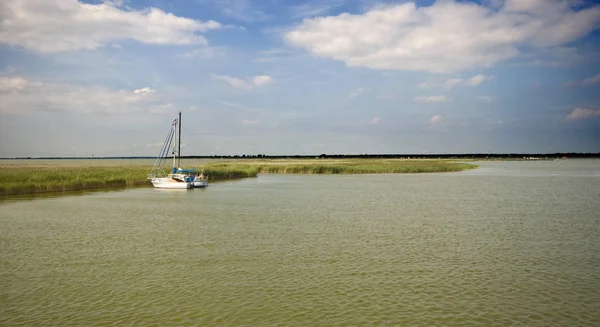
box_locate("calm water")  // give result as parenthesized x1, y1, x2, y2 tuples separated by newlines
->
(1, 160, 599, 326)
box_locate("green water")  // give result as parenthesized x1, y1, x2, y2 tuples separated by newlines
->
(1, 160, 599, 326)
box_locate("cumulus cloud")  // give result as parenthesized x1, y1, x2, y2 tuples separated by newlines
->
(0, 0, 222, 53)
(566, 108, 600, 120)
(285, 0, 600, 73)
(414, 95, 449, 103)
(211, 74, 274, 89)
(0, 76, 175, 115)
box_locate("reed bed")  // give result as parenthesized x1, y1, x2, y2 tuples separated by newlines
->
(202, 165, 260, 181)
(0, 166, 148, 196)
(203, 159, 477, 175)
(0, 159, 476, 196)
(0, 162, 256, 196)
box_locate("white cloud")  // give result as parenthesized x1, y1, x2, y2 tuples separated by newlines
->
(133, 87, 155, 94)
(369, 116, 381, 125)
(414, 95, 449, 103)
(0, 76, 175, 115)
(443, 74, 493, 88)
(211, 74, 274, 89)
(252, 75, 274, 87)
(566, 108, 600, 120)
(0, 0, 222, 53)
(581, 73, 600, 86)
(467, 74, 491, 86)
(285, 0, 600, 73)
(211, 74, 252, 90)
(430, 115, 443, 124)
(0, 77, 28, 91)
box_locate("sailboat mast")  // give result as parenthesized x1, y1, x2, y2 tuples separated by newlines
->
(178, 111, 182, 168)
(172, 116, 177, 171)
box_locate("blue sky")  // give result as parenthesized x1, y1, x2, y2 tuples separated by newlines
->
(1, 0, 599, 157)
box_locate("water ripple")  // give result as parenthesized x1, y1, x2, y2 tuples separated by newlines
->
(2, 161, 600, 326)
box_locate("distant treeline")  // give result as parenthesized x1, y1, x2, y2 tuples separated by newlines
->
(5, 153, 600, 160)
(185, 153, 600, 159)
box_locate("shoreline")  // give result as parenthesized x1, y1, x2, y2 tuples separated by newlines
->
(0, 159, 477, 197)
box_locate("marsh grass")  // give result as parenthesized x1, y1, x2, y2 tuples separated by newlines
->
(0, 160, 259, 196)
(202, 165, 260, 181)
(0, 159, 476, 196)
(204, 159, 477, 175)
(0, 166, 148, 196)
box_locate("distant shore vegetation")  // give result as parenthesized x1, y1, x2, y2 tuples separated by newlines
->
(0, 158, 477, 196)
(206, 158, 477, 174)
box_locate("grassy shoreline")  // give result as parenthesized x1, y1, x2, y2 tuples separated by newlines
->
(0, 159, 477, 196)
(207, 158, 477, 174)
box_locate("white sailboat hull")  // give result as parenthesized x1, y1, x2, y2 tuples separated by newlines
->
(150, 177, 191, 189)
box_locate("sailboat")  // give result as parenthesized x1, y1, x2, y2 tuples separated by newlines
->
(147, 111, 208, 189)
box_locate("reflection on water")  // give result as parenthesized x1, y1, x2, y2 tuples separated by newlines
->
(1, 160, 599, 326)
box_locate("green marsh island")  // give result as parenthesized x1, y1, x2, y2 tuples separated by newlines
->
(0, 158, 477, 196)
